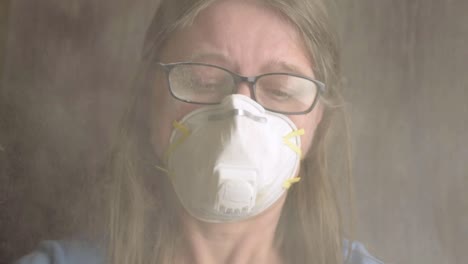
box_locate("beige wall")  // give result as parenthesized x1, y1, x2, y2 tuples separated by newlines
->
(337, 1, 468, 263)
(0, 0, 9, 77)
(339, 0, 468, 263)
(1, 1, 467, 263)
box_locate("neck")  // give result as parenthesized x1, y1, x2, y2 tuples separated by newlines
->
(178, 195, 286, 264)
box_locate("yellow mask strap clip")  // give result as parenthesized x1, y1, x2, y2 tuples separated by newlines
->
(283, 129, 305, 157)
(163, 120, 191, 161)
(283, 177, 301, 189)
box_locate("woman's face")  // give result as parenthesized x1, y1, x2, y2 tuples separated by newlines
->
(151, 0, 323, 159)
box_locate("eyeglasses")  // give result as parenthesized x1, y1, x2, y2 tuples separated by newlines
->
(157, 62, 326, 115)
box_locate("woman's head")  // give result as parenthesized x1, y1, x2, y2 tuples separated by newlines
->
(150, 0, 328, 161)
(108, 0, 351, 263)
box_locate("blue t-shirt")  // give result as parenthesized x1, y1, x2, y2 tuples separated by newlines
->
(15, 239, 383, 264)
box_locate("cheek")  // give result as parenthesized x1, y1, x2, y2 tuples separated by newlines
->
(150, 82, 200, 159)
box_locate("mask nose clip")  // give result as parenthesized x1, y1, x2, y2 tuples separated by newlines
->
(207, 94, 267, 123)
(208, 109, 267, 123)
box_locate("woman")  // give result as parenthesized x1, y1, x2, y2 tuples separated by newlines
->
(16, 0, 383, 263)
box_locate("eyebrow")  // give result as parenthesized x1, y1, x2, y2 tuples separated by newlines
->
(187, 52, 312, 77)
(189, 52, 230, 64)
(266, 59, 313, 77)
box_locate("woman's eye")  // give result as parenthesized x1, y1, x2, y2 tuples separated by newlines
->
(265, 87, 293, 100)
(191, 77, 221, 91)
(198, 84, 219, 93)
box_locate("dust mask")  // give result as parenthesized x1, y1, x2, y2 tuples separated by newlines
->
(163, 94, 304, 223)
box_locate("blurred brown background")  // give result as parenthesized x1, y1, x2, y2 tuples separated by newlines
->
(1, 0, 467, 263)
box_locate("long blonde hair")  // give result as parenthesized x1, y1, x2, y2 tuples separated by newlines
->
(106, 0, 355, 263)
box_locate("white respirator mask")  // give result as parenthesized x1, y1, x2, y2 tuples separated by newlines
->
(162, 94, 304, 223)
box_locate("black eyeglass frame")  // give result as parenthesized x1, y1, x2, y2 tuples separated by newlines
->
(157, 62, 326, 115)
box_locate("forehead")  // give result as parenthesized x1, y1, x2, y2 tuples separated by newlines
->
(161, 0, 313, 76)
